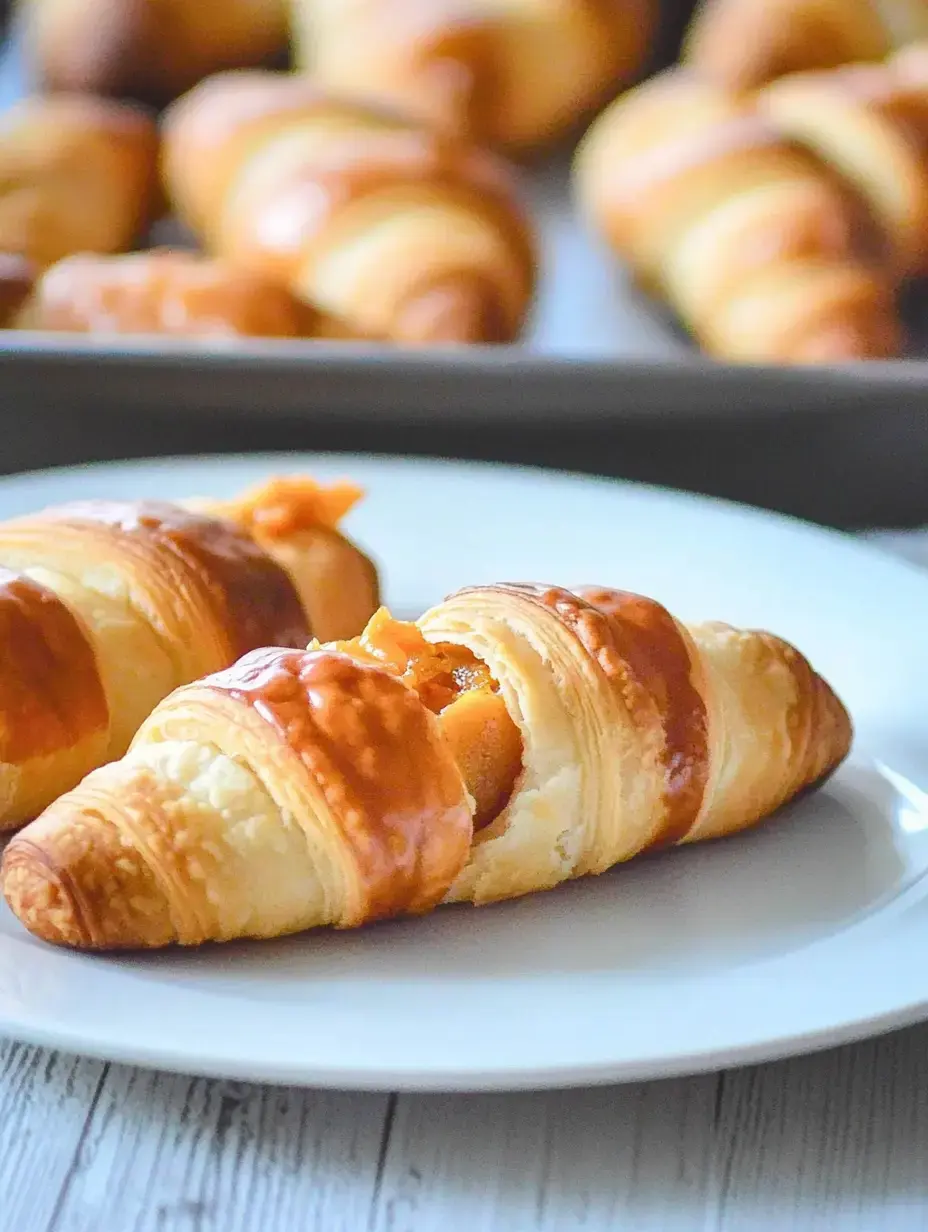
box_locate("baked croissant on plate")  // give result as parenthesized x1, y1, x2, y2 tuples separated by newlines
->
(19, 0, 288, 106)
(571, 54, 928, 362)
(0, 95, 159, 270)
(290, 0, 657, 153)
(12, 249, 354, 338)
(0, 584, 852, 949)
(0, 477, 379, 829)
(683, 0, 928, 91)
(161, 71, 537, 344)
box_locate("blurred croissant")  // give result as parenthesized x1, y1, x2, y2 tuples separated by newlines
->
(0, 95, 158, 270)
(161, 71, 537, 344)
(683, 0, 928, 90)
(1, 584, 851, 949)
(0, 254, 35, 326)
(571, 50, 928, 362)
(0, 476, 378, 828)
(290, 0, 657, 152)
(20, 0, 288, 106)
(13, 249, 354, 338)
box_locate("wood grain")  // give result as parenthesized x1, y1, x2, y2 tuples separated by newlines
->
(712, 1026, 928, 1231)
(44, 1064, 390, 1231)
(5, 1027, 928, 1230)
(0, 1040, 106, 1232)
(370, 1079, 718, 1231)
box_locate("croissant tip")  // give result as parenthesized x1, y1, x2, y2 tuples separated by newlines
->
(1, 839, 92, 949)
(394, 277, 510, 344)
(791, 322, 899, 363)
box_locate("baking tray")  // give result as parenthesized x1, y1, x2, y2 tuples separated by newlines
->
(2, 7, 928, 530)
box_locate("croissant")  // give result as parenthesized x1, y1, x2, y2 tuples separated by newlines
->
(572, 65, 910, 362)
(20, 0, 288, 106)
(682, 0, 928, 90)
(161, 71, 537, 344)
(756, 51, 928, 280)
(0, 584, 852, 949)
(0, 95, 159, 271)
(13, 249, 353, 338)
(0, 476, 379, 829)
(290, 0, 657, 152)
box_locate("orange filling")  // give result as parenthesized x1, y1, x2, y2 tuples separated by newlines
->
(206, 475, 364, 539)
(331, 609, 522, 830)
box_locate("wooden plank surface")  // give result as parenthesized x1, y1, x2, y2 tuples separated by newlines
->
(4, 1024, 928, 1230)
(45, 1064, 390, 1232)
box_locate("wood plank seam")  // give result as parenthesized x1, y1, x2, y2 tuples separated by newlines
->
(367, 1093, 399, 1232)
(40, 1061, 110, 1232)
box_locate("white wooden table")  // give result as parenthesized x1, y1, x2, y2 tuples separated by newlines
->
(2, 528, 926, 1232)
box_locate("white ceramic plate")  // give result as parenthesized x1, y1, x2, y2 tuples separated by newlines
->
(1, 452, 927, 1092)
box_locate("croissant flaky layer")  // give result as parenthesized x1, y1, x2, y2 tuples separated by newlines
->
(0, 476, 379, 829)
(161, 71, 538, 344)
(1, 584, 852, 949)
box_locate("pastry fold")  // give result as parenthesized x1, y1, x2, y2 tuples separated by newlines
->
(572, 57, 928, 361)
(0, 476, 378, 827)
(1, 584, 851, 948)
(161, 71, 537, 344)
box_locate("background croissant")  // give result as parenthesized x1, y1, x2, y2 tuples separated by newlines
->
(682, 0, 928, 90)
(0, 94, 159, 271)
(290, 0, 657, 153)
(14, 248, 355, 338)
(161, 71, 538, 345)
(0, 583, 852, 949)
(0, 476, 378, 829)
(570, 45, 928, 362)
(19, 0, 288, 106)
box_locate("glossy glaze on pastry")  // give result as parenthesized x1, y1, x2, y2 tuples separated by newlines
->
(162, 71, 537, 344)
(15, 249, 348, 338)
(0, 584, 851, 948)
(571, 52, 928, 361)
(0, 476, 378, 828)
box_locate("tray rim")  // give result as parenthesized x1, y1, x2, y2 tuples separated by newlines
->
(4, 331, 928, 424)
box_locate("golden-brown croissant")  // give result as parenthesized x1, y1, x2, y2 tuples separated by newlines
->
(12, 249, 353, 338)
(0, 476, 379, 829)
(0, 94, 159, 271)
(682, 0, 928, 90)
(0, 584, 852, 949)
(20, 0, 288, 106)
(290, 0, 657, 152)
(161, 71, 537, 344)
(572, 64, 914, 362)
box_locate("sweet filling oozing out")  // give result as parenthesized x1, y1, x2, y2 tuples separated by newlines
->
(331, 609, 522, 830)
